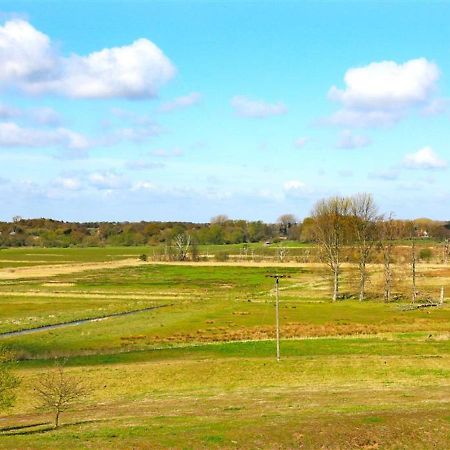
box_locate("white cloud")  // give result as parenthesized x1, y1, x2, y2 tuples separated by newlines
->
(328, 108, 403, 128)
(132, 181, 157, 191)
(294, 137, 309, 148)
(159, 92, 202, 112)
(283, 180, 310, 198)
(283, 180, 306, 191)
(0, 103, 62, 125)
(421, 98, 450, 116)
(0, 103, 21, 119)
(336, 130, 371, 149)
(0, 19, 175, 99)
(0, 121, 89, 149)
(402, 146, 447, 170)
(88, 172, 128, 190)
(111, 125, 161, 144)
(328, 58, 440, 127)
(30, 107, 62, 126)
(54, 177, 82, 191)
(231, 96, 287, 118)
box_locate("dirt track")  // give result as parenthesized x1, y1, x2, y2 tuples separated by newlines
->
(1, 257, 441, 281)
(0, 258, 145, 280)
(0, 258, 324, 280)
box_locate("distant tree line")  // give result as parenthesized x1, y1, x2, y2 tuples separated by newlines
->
(0, 210, 448, 249)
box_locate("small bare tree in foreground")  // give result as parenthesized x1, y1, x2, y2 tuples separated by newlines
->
(311, 196, 351, 301)
(0, 347, 20, 412)
(34, 363, 89, 428)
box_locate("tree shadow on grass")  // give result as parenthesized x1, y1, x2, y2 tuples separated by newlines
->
(0, 421, 53, 435)
(0, 417, 114, 436)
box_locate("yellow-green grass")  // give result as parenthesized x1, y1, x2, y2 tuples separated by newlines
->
(0, 248, 449, 448)
(1, 343, 449, 449)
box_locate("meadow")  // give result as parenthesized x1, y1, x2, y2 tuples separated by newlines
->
(0, 246, 448, 449)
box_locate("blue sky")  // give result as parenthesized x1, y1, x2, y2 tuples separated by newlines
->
(0, 0, 449, 222)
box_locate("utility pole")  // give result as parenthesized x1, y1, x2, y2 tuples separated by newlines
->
(266, 274, 289, 362)
(411, 225, 417, 304)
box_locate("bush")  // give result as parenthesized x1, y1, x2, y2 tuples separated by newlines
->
(419, 248, 432, 262)
(139, 254, 148, 262)
(214, 251, 229, 262)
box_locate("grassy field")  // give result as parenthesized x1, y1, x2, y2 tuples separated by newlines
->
(0, 247, 449, 448)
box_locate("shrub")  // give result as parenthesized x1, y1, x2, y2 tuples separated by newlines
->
(214, 251, 229, 262)
(419, 248, 432, 262)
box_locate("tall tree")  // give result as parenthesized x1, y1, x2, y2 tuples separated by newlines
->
(277, 214, 297, 237)
(380, 215, 396, 302)
(311, 196, 351, 301)
(350, 193, 379, 301)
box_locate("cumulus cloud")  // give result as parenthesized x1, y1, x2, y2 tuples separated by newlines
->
(402, 146, 447, 170)
(0, 19, 175, 99)
(231, 96, 287, 118)
(328, 58, 440, 127)
(336, 130, 371, 149)
(0, 121, 89, 149)
(159, 92, 202, 112)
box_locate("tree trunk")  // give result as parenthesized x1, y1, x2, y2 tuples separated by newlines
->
(383, 244, 392, 302)
(55, 409, 60, 428)
(333, 266, 339, 302)
(412, 238, 417, 303)
(359, 262, 366, 301)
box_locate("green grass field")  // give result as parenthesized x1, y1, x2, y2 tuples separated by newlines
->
(0, 247, 449, 448)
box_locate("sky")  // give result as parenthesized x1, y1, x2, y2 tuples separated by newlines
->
(0, 0, 449, 222)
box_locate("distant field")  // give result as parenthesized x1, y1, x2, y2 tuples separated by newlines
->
(0, 247, 448, 448)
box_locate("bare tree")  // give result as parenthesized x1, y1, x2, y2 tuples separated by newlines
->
(350, 193, 379, 301)
(0, 347, 20, 412)
(277, 244, 289, 262)
(173, 233, 191, 261)
(34, 363, 89, 428)
(311, 196, 351, 301)
(380, 215, 396, 302)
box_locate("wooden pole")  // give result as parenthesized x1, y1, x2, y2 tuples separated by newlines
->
(275, 277, 280, 362)
(266, 274, 290, 362)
